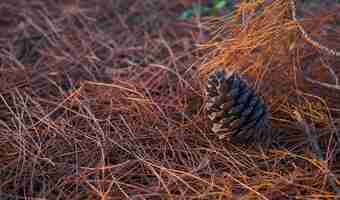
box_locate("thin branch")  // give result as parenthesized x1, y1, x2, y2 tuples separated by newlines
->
(320, 58, 339, 86)
(294, 110, 340, 194)
(290, 0, 340, 57)
(294, 111, 323, 159)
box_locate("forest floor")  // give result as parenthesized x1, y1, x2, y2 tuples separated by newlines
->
(1, 0, 340, 199)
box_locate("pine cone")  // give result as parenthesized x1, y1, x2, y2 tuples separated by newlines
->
(206, 68, 268, 142)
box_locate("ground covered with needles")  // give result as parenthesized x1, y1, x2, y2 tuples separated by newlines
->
(1, 0, 340, 199)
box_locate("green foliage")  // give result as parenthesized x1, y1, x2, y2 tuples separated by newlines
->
(180, 0, 234, 19)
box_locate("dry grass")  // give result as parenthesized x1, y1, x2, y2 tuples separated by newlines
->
(1, 0, 340, 199)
